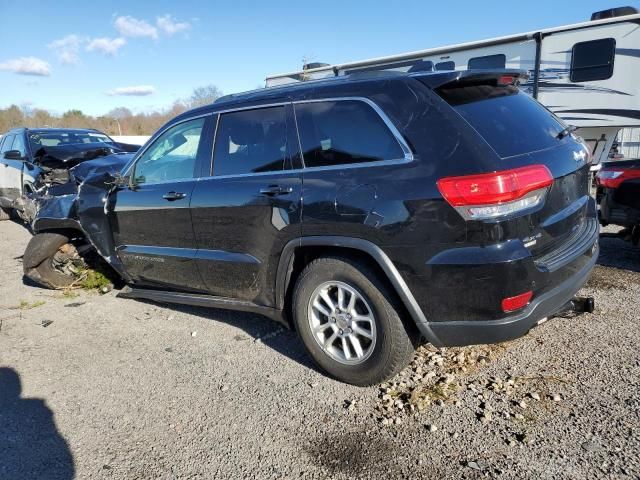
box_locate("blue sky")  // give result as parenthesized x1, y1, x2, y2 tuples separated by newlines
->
(0, 0, 635, 116)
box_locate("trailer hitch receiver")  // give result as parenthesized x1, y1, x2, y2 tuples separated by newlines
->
(568, 296, 595, 314)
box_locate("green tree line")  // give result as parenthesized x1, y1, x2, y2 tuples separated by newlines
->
(0, 85, 223, 136)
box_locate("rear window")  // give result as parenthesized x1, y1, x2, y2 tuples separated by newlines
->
(294, 100, 405, 168)
(437, 83, 565, 158)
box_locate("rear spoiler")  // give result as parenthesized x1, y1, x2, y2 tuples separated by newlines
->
(411, 69, 529, 89)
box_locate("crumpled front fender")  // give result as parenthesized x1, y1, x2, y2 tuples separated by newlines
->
(32, 193, 81, 233)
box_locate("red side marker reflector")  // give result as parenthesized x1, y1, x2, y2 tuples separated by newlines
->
(502, 291, 533, 313)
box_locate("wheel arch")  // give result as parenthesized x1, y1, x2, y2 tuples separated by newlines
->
(276, 236, 441, 345)
(32, 218, 85, 237)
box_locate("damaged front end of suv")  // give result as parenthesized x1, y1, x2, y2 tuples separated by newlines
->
(24, 154, 134, 289)
(21, 143, 136, 222)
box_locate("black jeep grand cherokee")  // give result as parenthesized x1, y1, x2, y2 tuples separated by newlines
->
(25, 69, 598, 385)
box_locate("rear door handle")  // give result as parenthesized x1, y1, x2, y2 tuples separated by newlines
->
(259, 185, 293, 196)
(162, 191, 187, 201)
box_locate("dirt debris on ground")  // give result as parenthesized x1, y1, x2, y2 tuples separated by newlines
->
(0, 221, 639, 479)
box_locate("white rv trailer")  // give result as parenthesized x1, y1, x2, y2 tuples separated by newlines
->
(265, 7, 640, 166)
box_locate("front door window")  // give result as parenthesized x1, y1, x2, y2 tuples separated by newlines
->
(133, 117, 205, 184)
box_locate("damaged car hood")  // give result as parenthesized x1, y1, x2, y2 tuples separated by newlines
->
(70, 153, 133, 183)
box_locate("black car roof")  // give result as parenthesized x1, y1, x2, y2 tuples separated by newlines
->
(172, 69, 527, 122)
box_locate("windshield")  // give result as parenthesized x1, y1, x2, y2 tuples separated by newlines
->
(436, 84, 566, 158)
(29, 131, 115, 151)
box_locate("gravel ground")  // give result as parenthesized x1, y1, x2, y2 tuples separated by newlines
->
(0, 220, 638, 479)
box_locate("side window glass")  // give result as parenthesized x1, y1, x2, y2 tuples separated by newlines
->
(1, 135, 15, 155)
(213, 106, 288, 176)
(294, 100, 405, 168)
(133, 117, 205, 184)
(435, 61, 455, 71)
(468, 54, 506, 70)
(11, 135, 27, 156)
(570, 38, 615, 82)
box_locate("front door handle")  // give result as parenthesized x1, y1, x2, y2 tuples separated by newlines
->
(259, 185, 293, 196)
(162, 191, 187, 201)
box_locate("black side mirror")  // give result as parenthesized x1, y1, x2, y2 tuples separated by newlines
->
(105, 171, 130, 188)
(3, 150, 26, 161)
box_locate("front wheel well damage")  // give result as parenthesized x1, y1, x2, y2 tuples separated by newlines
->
(281, 245, 414, 334)
(35, 227, 86, 242)
(26, 229, 124, 289)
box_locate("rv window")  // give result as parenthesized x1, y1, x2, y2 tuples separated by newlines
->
(570, 38, 615, 82)
(468, 54, 506, 70)
(435, 61, 455, 71)
(294, 100, 404, 168)
(212, 106, 288, 176)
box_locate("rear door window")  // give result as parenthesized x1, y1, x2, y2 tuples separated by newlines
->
(294, 100, 405, 168)
(570, 38, 615, 82)
(436, 83, 565, 158)
(468, 54, 506, 70)
(212, 106, 288, 176)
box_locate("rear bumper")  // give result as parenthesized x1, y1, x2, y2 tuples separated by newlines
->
(422, 241, 598, 347)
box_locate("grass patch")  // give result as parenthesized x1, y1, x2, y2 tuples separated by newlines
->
(78, 268, 112, 290)
(66, 267, 112, 292)
(17, 300, 46, 310)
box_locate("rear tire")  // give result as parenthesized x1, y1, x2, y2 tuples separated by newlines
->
(23, 233, 83, 289)
(292, 256, 417, 386)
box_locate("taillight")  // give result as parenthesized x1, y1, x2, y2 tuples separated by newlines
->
(596, 168, 640, 189)
(498, 75, 516, 85)
(437, 165, 553, 220)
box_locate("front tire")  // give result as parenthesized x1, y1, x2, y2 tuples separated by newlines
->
(23, 233, 84, 289)
(292, 256, 417, 386)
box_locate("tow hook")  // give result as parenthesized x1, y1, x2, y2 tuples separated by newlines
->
(568, 296, 595, 314)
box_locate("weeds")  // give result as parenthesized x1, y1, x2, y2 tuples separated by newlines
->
(17, 300, 45, 310)
(78, 268, 112, 290)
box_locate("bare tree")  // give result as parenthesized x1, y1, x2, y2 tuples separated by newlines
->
(188, 85, 223, 108)
(0, 84, 224, 135)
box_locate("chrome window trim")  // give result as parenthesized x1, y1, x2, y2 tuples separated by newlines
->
(121, 112, 213, 181)
(199, 96, 413, 181)
(213, 101, 290, 115)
